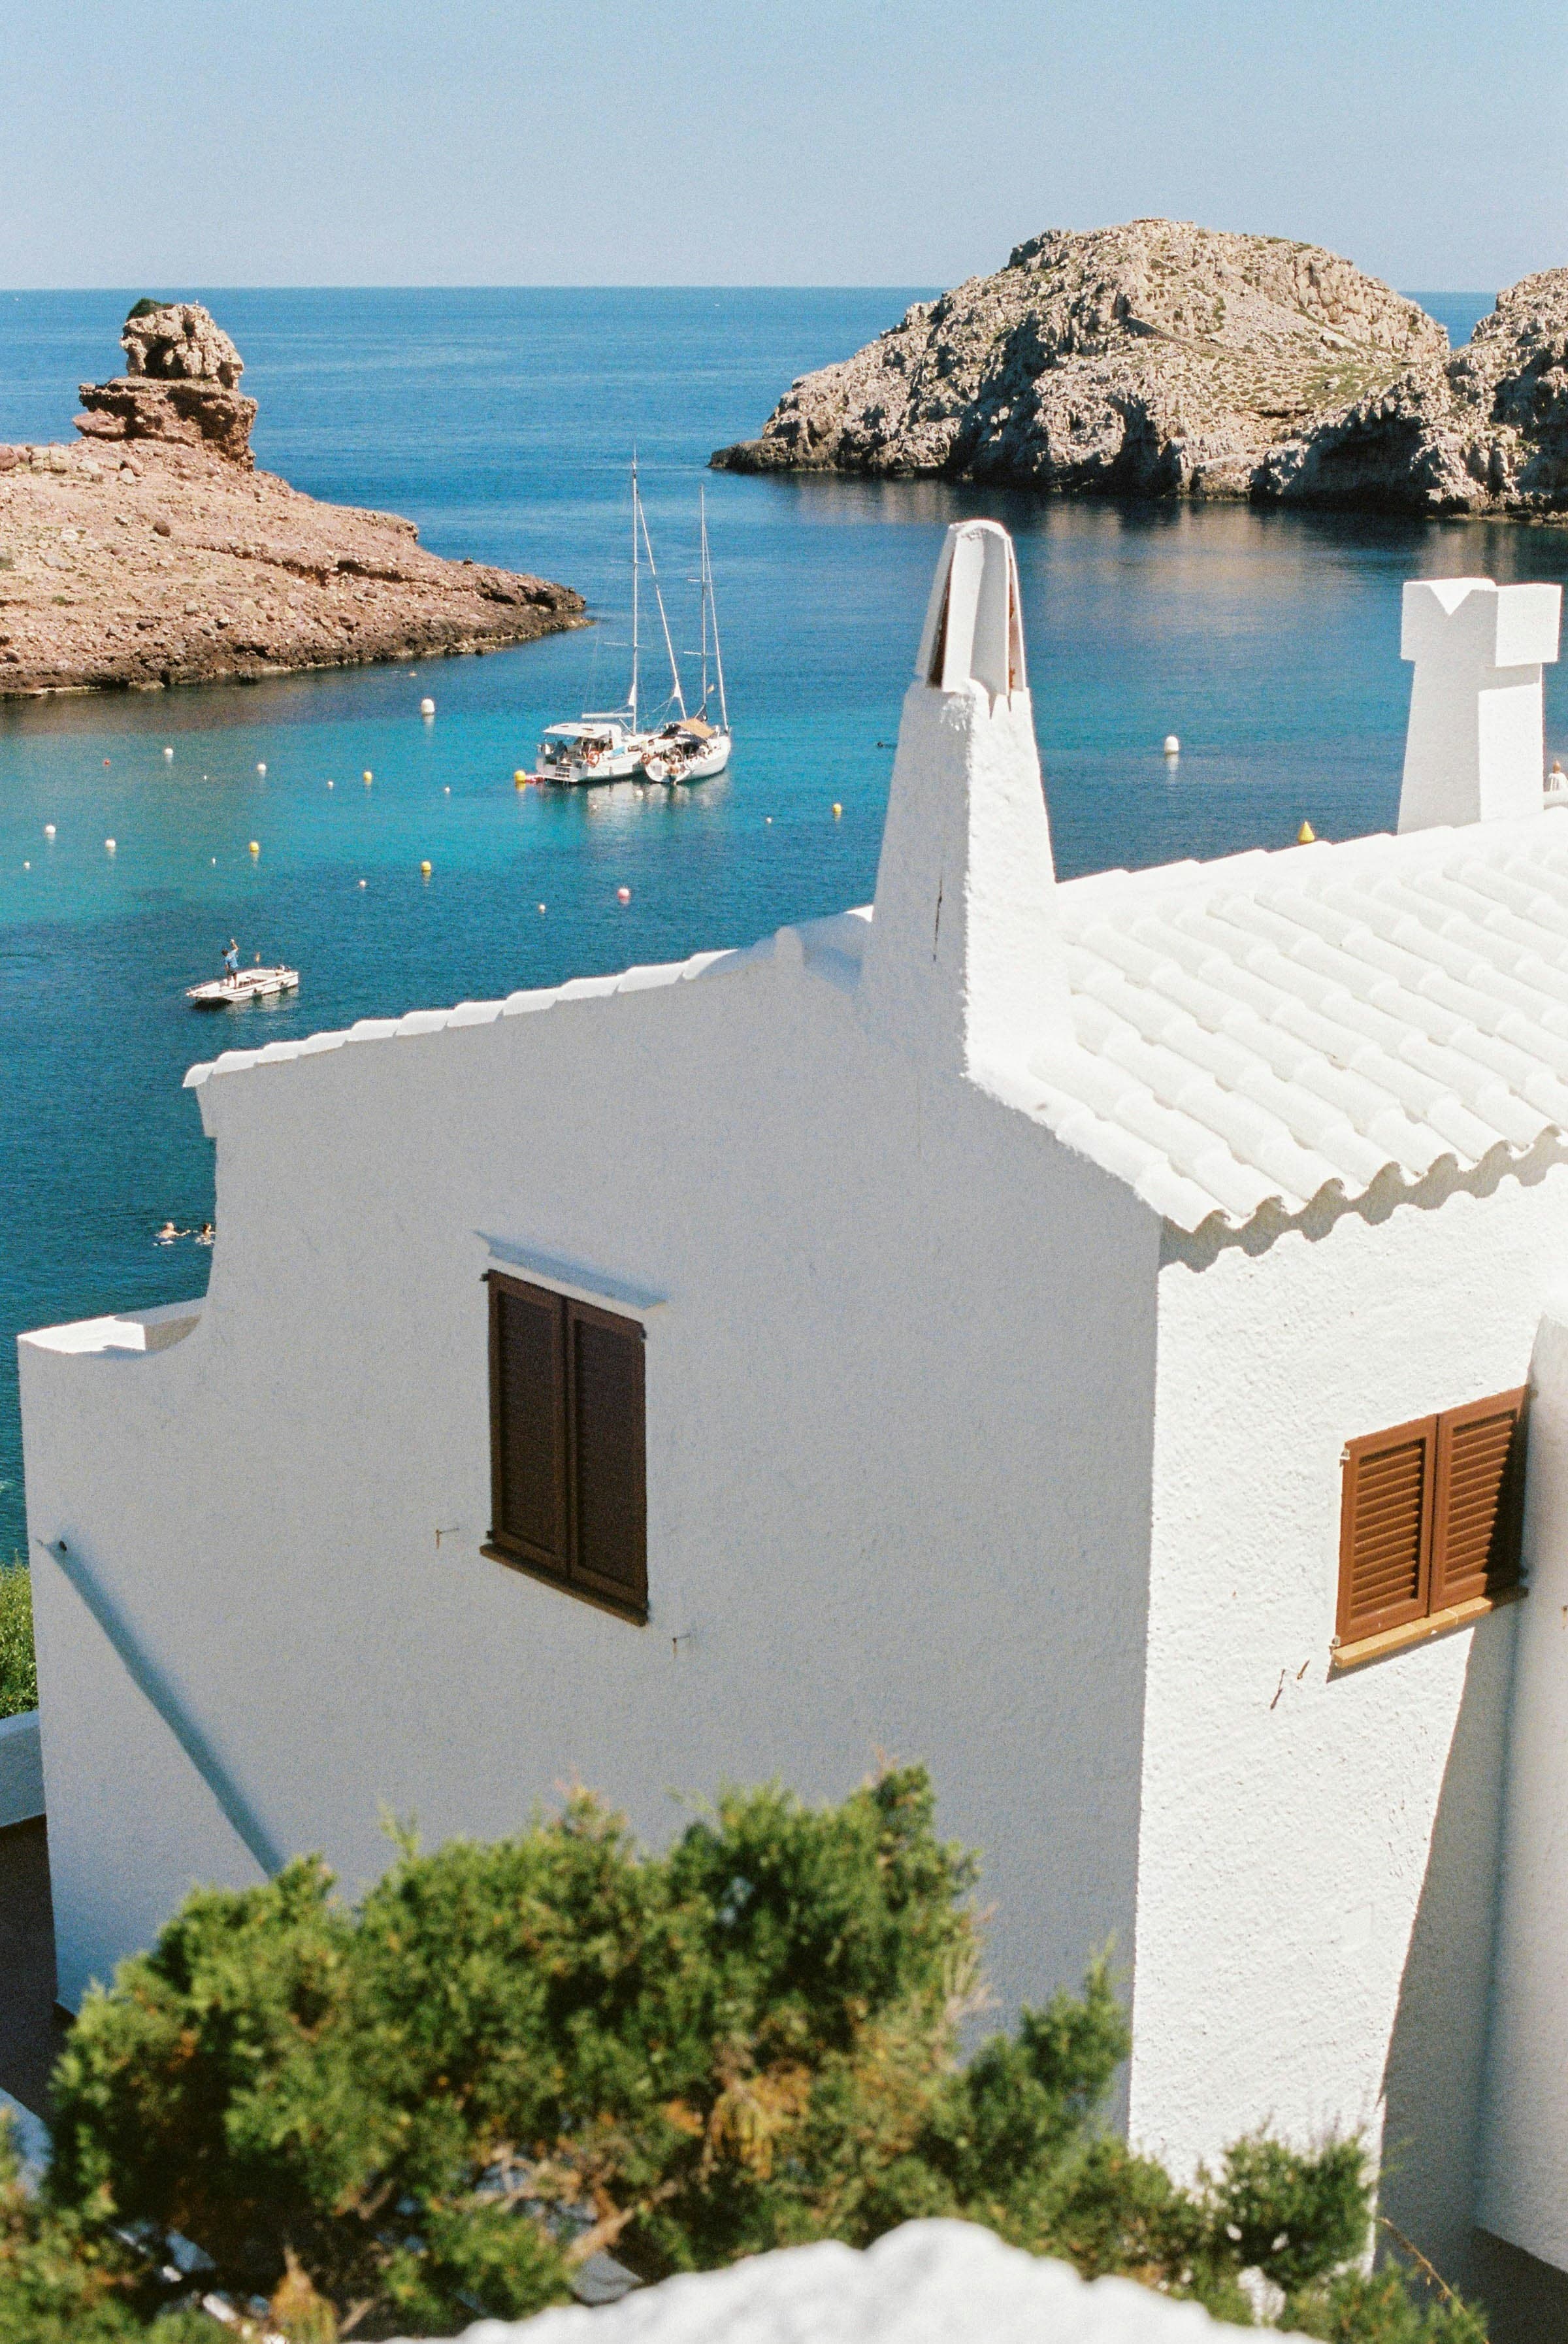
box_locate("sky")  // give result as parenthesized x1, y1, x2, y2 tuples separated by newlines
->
(1, 0, 1562, 290)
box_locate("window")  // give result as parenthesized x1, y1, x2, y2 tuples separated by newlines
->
(484, 1272, 647, 1625)
(1337, 1387, 1527, 1657)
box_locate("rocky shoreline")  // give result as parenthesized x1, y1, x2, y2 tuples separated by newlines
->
(712, 220, 1568, 519)
(0, 303, 583, 699)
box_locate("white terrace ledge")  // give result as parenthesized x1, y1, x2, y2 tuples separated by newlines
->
(20, 1300, 203, 1358)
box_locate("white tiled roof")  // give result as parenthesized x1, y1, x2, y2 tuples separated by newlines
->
(186, 816, 1568, 1242)
(1032, 810, 1568, 1233)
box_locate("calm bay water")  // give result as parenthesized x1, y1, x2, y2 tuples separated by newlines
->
(0, 284, 1556, 1553)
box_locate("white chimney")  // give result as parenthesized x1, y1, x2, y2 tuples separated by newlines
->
(1398, 577, 1561, 833)
(858, 520, 1072, 1086)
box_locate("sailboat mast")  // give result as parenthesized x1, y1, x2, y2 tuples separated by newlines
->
(629, 452, 640, 732)
(699, 489, 710, 712)
(702, 493, 729, 732)
(640, 497, 687, 719)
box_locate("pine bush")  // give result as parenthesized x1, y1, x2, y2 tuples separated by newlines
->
(6, 1765, 1492, 2339)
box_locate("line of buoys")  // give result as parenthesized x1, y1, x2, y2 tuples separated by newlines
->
(1298, 819, 1316, 844)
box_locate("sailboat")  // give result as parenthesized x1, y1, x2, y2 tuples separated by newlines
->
(533, 456, 685, 787)
(640, 491, 732, 784)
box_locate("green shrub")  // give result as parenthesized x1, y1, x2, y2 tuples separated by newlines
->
(124, 299, 172, 322)
(0, 1564, 36, 1721)
(10, 1765, 1493, 2338)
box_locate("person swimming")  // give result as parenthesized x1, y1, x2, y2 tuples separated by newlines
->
(195, 1222, 215, 1247)
(155, 1221, 182, 1246)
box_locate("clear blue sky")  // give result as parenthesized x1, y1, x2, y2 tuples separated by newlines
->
(1, 0, 1561, 290)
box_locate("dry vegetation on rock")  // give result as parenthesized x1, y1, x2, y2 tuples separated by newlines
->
(714, 220, 1568, 518)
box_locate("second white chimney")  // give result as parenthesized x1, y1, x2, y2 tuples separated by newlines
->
(1398, 576, 1561, 833)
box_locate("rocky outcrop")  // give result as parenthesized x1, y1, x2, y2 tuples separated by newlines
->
(712, 222, 1568, 518)
(1262, 269, 1568, 513)
(77, 301, 259, 467)
(0, 305, 583, 697)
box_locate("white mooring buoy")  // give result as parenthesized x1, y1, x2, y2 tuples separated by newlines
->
(1163, 735, 1181, 757)
(163, 745, 174, 761)
(420, 697, 436, 718)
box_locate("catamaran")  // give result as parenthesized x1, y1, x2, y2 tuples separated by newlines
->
(640, 490, 732, 784)
(534, 457, 685, 787)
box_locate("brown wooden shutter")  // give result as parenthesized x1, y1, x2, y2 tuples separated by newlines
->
(489, 1276, 568, 1572)
(1339, 1415, 1435, 1643)
(567, 1299, 647, 1613)
(1430, 1387, 1527, 1612)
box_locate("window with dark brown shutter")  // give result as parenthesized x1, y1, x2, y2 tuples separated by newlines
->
(1337, 1386, 1527, 1662)
(485, 1273, 647, 1625)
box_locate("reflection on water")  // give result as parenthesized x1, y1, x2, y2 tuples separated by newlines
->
(0, 288, 1563, 1550)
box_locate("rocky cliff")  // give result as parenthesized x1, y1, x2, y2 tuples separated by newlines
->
(0, 303, 583, 697)
(77, 301, 259, 467)
(712, 222, 1568, 517)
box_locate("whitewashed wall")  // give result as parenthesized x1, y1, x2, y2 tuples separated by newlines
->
(1477, 1293, 1568, 2273)
(1132, 1157, 1568, 2286)
(20, 919, 1162, 2041)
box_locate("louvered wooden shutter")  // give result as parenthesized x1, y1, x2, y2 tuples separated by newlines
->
(1430, 1387, 1527, 1612)
(489, 1276, 568, 1571)
(568, 1300, 647, 1613)
(1339, 1415, 1435, 1643)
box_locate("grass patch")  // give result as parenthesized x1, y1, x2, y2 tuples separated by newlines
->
(0, 1560, 37, 1718)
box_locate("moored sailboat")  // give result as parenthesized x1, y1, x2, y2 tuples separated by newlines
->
(534, 457, 685, 787)
(640, 491, 732, 784)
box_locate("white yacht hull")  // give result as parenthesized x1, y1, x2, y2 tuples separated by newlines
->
(188, 966, 299, 1008)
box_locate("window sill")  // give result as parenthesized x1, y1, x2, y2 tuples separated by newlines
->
(481, 1543, 647, 1629)
(1331, 1584, 1526, 1675)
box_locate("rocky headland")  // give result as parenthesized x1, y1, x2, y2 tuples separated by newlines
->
(712, 220, 1568, 516)
(0, 302, 583, 697)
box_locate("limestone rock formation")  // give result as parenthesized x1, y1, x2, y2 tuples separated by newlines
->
(712, 221, 1568, 518)
(77, 301, 259, 466)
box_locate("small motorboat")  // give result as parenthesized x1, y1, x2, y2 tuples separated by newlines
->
(188, 962, 299, 1008)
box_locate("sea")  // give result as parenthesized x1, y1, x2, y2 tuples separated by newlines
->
(0, 286, 1558, 1557)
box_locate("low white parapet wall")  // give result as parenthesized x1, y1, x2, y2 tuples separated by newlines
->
(0, 1709, 44, 1828)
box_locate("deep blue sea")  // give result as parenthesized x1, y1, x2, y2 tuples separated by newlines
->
(0, 285, 1557, 1554)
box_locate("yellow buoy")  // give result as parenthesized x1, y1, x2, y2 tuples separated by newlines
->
(514, 769, 527, 787)
(249, 840, 260, 856)
(420, 860, 432, 876)
(1297, 819, 1316, 844)
(363, 769, 373, 784)
(832, 802, 842, 818)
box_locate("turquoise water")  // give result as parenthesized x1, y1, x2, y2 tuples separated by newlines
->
(0, 285, 1555, 1553)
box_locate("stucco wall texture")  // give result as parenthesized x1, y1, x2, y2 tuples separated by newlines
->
(20, 932, 1162, 2053)
(1137, 1159, 1568, 2285)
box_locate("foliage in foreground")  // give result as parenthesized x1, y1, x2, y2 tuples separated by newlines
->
(1, 1767, 1489, 2339)
(0, 1561, 36, 1721)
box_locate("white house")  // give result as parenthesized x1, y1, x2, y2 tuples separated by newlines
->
(20, 525, 1568, 2322)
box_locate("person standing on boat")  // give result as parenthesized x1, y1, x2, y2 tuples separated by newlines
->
(223, 937, 239, 981)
